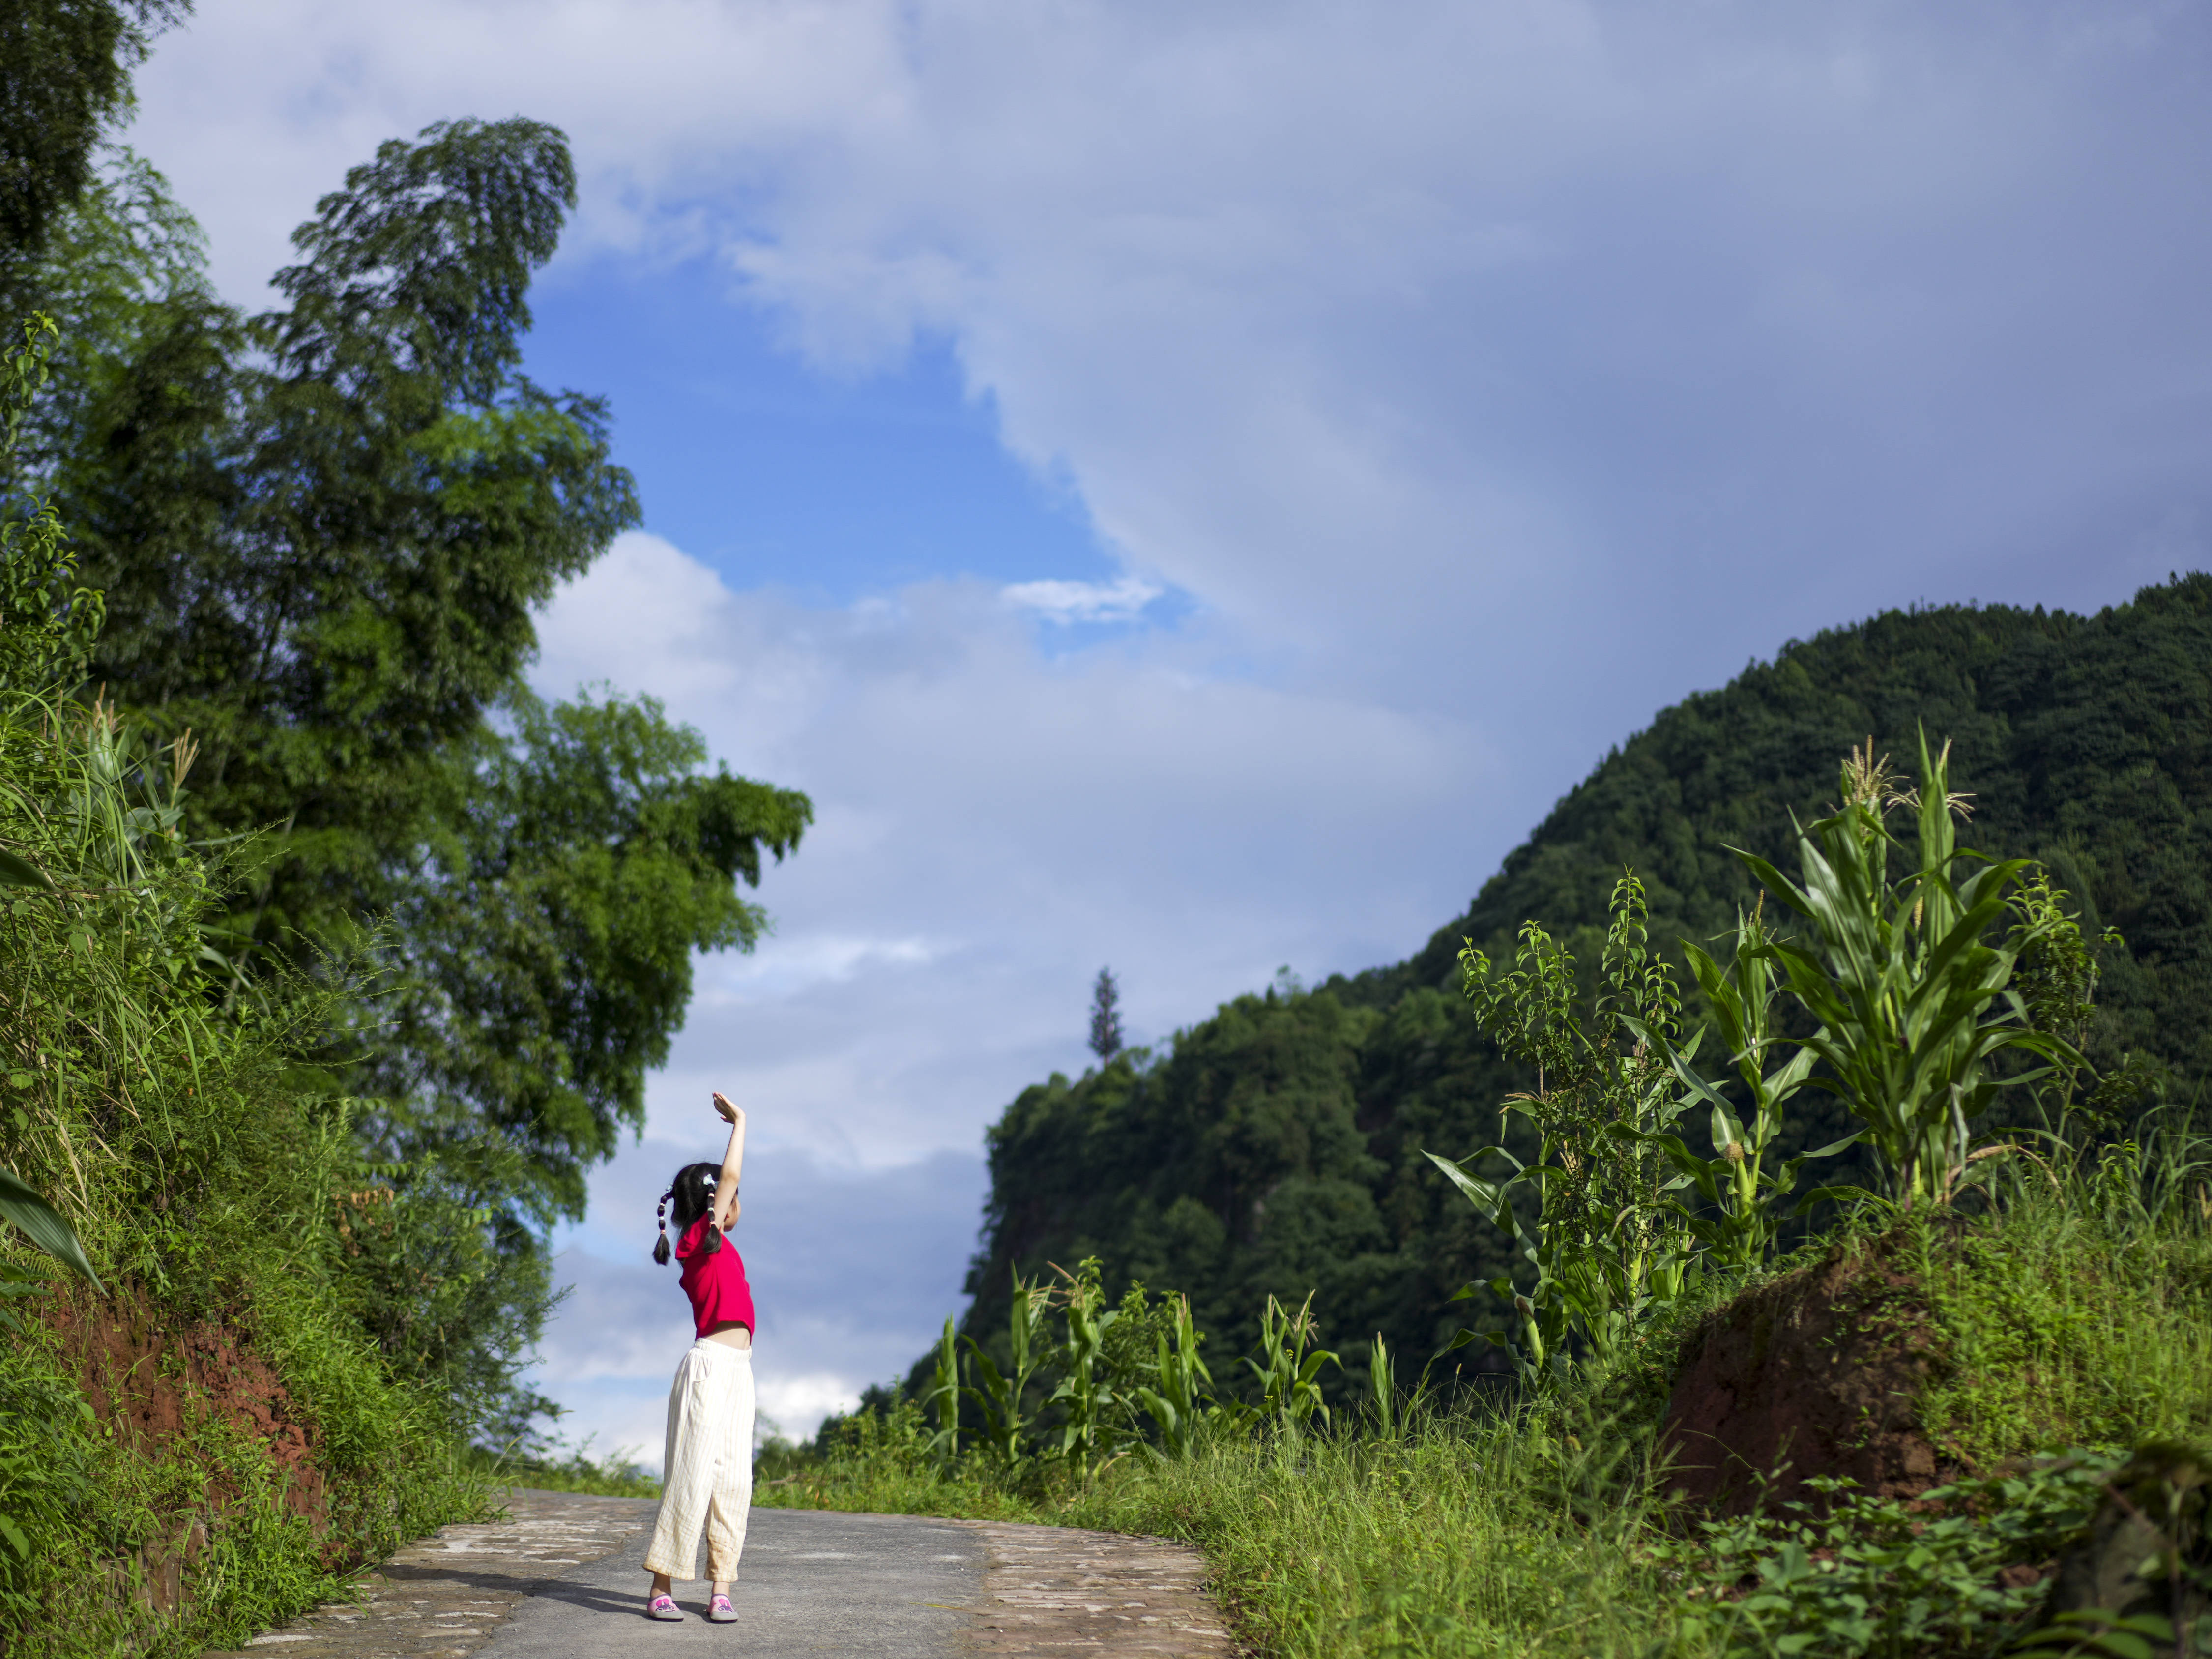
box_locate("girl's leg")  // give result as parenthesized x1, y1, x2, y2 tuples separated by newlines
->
(645, 1353, 690, 1594)
(645, 1346, 741, 1585)
(703, 1349, 757, 1587)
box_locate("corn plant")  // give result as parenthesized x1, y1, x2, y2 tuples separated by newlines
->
(925, 1315, 961, 1462)
(1735, 733, 2077, 1210)
(1364, 1332, 1402, 1440)
(1047, 1258, 1128, 1476)
(0, 1170, 98, 1294)
(961, 1268, 1052, 1468)
(1427, 871, 1697, 1382)
(1234, 1292, 1339, 1435)
(1616, 904, 1854, 1270)
(1128, 1292, 1214, 1460)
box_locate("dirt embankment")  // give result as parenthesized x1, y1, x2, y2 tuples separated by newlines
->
(51, 1299, 329, 1614)
(1661, 1232, 1958, 1513)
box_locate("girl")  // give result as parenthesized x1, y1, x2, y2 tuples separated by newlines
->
(642, 1090, 757, 1623)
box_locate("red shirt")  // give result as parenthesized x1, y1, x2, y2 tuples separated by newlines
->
(676, 1215, 756, 1339)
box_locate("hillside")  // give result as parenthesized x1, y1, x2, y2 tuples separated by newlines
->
(940, 575, 2212, 1389)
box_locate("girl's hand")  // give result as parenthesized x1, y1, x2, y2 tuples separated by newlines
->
(713, 1092, 743, 1125)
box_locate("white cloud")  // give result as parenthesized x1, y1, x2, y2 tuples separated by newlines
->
(702, 935, 940, 1004)
(532, 530, 1480, 1170)
(756, 1374, 861, 1442)
(128, 0, 2212, 769)
(999, 573, 1162, 624)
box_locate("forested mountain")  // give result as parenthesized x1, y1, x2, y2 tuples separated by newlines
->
(940, 578, 2212, 1396)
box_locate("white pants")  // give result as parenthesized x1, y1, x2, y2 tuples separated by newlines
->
(644, 1339, 756, 1581)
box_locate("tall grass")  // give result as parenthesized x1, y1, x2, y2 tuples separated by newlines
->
(0, 689, 493, 1652)
(1916, 1122, 2212, 1469)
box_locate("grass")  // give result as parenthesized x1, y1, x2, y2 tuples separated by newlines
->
(754, 1142, 2212, 1658)
(466, 1437, 665, 1499)
(755, 1381, 1697, 1655)
(1915, 1140, 2212, 1469)
(0, 692, 506, 1652)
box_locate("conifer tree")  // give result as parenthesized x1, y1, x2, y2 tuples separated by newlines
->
(1089, 967, 1124, 1061)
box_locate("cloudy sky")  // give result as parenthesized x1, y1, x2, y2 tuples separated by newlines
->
(129, 0, 2211, 1459)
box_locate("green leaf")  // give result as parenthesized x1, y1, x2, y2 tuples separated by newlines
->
(1792, 1183, 1877, 1217)
(0, 1167, 100, 1289)
(0, 845, 51, 891)
(0, 1515, 25, 1558)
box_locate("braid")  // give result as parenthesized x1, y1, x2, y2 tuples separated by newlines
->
(695, 1165, 724, 1258)
(651, 1189, 674, 1266)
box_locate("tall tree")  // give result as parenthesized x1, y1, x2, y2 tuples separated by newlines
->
(1089, 966, 1123, 1061)
(42, 122, 813, 1236)
(0, 0, 185, 288)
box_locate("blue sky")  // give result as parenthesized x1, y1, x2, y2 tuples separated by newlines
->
(523, 259, 1120, 602)
(127, 0, 2212, 1457)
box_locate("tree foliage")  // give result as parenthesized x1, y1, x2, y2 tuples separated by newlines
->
(31, 124, 811, 1237)
(0, 0, 185, 283)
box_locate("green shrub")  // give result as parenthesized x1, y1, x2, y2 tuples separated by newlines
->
(0, 653, 486, 1648)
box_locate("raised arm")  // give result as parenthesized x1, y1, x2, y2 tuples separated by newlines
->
(710, 1092, 745, 1229)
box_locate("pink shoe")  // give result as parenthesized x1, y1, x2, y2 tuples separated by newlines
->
(647, 1592, 685, 1622)
(708, 1592, 737, 1623)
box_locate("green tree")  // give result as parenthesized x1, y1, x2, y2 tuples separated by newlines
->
(39, 121, 811, 1235)
(0, 1, 185, 285)
(1088, 966, 1123, 1061)
(12, 122, 811, 1436)
(358, 692, 810, 1222)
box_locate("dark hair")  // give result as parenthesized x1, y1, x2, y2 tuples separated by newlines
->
(652, 1162, 728, 1266)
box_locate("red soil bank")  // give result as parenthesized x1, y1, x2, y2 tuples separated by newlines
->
(51, 1299, 329, 1612)
(1661, 1233, 1959, 1513)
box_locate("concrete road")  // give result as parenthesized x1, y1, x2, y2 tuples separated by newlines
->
(477, 1506, 988, 1658)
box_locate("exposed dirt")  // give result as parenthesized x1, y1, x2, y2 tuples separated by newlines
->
(1661, 1232, 1961, 1513)
(48, 1295, 329, 1612)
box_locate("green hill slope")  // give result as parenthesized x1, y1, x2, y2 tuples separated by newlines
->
(941, 574, 2212, 1393)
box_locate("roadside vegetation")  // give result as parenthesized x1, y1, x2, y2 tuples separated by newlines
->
(0, 313, 489, 1650)
(0, 5, 804, 1649)
(765, 739, 2212, 1657)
